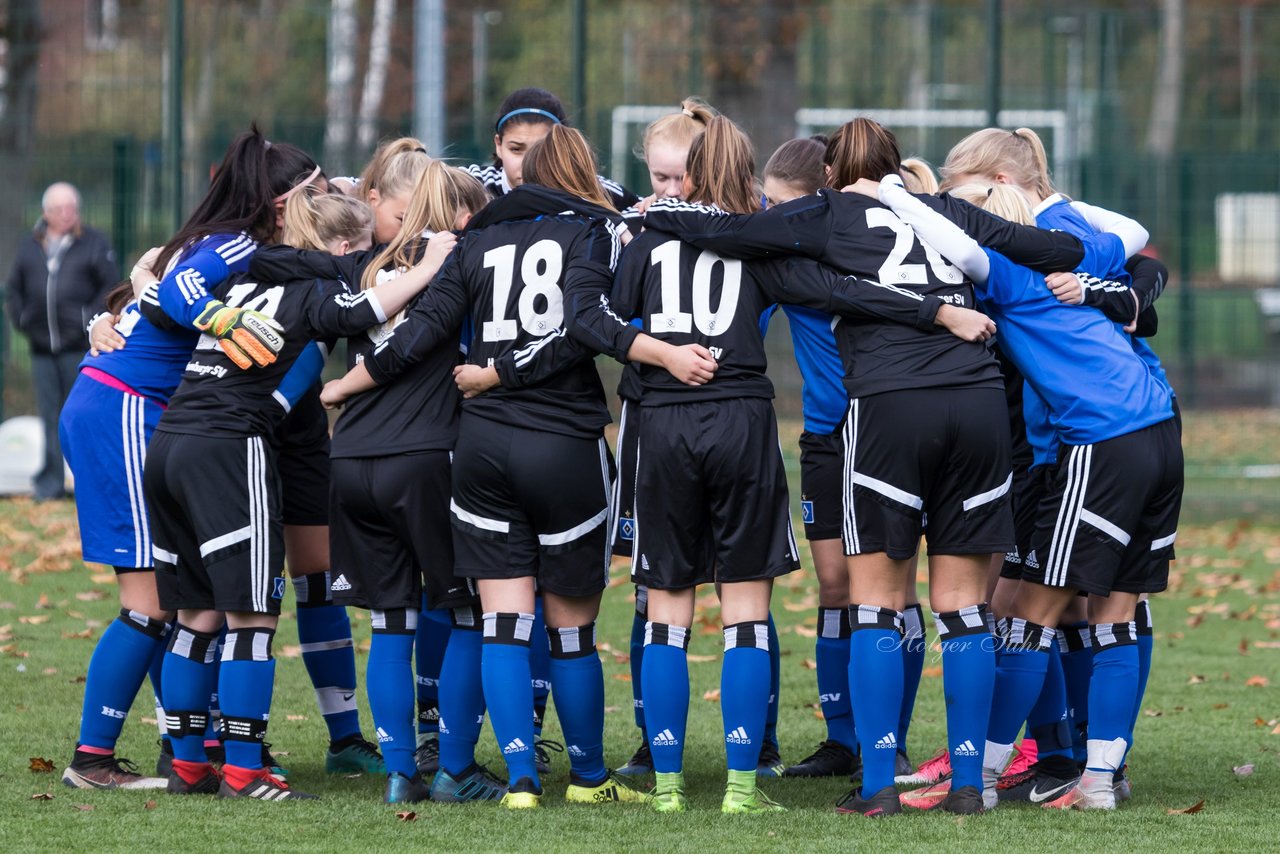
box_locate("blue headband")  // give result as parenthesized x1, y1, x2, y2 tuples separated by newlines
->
(496, 108, 562, 132)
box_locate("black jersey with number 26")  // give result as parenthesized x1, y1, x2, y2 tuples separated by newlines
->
(644, 192, 1085, 398)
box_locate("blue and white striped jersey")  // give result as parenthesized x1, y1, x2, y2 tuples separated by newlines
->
(80, 233, 255, 403)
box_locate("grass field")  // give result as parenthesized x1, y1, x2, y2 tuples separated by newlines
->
(1, 413, 1278, 852)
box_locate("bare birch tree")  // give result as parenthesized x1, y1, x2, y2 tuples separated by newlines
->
(324, 0, 358, 175)
(356, 0, 395, 154)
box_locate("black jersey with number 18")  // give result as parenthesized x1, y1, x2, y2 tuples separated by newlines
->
(365, 184, 629, 439)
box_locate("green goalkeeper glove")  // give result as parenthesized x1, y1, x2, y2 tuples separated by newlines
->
(194, 301, 286, 369)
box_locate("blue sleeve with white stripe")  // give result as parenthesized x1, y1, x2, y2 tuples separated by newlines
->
(273, 340, 328, 414)
(156, 233, 258, 329)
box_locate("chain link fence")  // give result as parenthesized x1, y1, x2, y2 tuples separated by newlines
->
(3, 1, 1279, 422)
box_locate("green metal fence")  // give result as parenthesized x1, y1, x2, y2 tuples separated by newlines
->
(3, 0, 1280, 420)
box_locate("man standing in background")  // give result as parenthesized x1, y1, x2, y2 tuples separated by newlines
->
(5, 182, 117, 500)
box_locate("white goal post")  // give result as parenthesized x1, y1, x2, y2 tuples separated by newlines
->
(796, 108, 1071, 191)
(610, 105, 1072, 191)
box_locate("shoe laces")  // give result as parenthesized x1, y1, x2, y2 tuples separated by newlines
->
(627, 740, 651, 764)
(916, 750, 951, 775)
(804, 739, 850, 763)
(834, 788, 860, 809)
(534, 739, 564, 763)
(347, 736, 381, 758)
(997, 766, 1037, 789)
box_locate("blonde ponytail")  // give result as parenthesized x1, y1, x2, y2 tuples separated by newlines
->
(900, 157, 939, 195)
(282, 187, 373, 251)
(947, 182, 1036, 226)
(359, 159, 488, 293)
(685, 115, 758, 215)
(940, 127, 1058, 200)
(635, 97, 718, 162)
(359, 137, 431, 203)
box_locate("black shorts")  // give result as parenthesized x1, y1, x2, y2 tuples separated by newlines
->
(840, 388, 1014, 560)
(1025, 416, 1183, 596)
(147, 432, 285, 615)
(329, 451, 473, 611)
(271, 387, 331, 527)
(450, 413, 614, 598)
(610, 400, 639, 558)
(1000, 463, 1055, 580)
(799, 430, 843, 541)
(632, 398, 800, 590)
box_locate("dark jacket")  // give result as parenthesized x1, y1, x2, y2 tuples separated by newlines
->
(5, 221, 118, 354)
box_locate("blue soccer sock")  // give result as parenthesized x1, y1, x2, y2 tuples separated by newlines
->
(1129, 601, 1155, 755)
(367, 609, 417, 779)
(415, 602, 452, 739)
(629, 589, 647, 733)
(438, 607, 485, 777)
(293, 573, 360, 744)
(900, 603, 926, 754)
(530, 599, 551, 737)
(764, 613, 781, 749)
(147, 626, 171, 750)
(815, 607, 854, 749)
(161, 624, 220, 763)
(482, 612, 538, 787)
(987, 618, 1054, 749)
(934, 604, 995, 791)
(548, 622, 606, 784)
(1026, 642, 1074, 760)
(848, 604, 903, 796)
(722, 621, 771, 773)
(641, 622, 690, 774)
(1086, 622, 1139, 774)
(1058, 621, 1093, 763)
(76, 609, 170, 752)
(218, 627, 278, 771)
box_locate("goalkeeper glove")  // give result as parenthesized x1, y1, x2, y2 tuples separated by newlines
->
(194, 301, 286, 369)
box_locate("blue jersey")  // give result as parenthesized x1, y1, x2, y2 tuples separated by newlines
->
(1023, 198, 1173, 466)
(79, 233, 257, 404)
(979, 240, 1173, 447)
(765, 305, 847, 436)
(155, 231, 257, 328)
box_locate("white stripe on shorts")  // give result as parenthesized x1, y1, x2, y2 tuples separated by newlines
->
(450, 499, 510, 533)
(1046, 444, 1093, 587)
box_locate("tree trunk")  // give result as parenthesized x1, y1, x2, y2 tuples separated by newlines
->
(0, 0, 42, 253)
(1146, 0, 1183, 157)
(703, 0, 809, 160)
(324, 0, 359, 175)
(356, 0, 395, 155)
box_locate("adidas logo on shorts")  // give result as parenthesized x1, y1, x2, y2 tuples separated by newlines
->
(330, 574, 352, 591)
(641, 555, 651, 572)
(651, 728, 679, 747)
(953, 739, 979, 757)
(874, 733, 897, 750)
(1024, 550, 1040, 570)
(1004, 548, 1022, 565)
(725, 726, 752, 745)
(376, 726, 392, 743)
(503, 738, 529, 754)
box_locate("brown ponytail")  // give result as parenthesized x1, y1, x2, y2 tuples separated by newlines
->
(823, 118, 901, 190)
(522, 125, 615, 211)
(685, 115, 758, 215)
